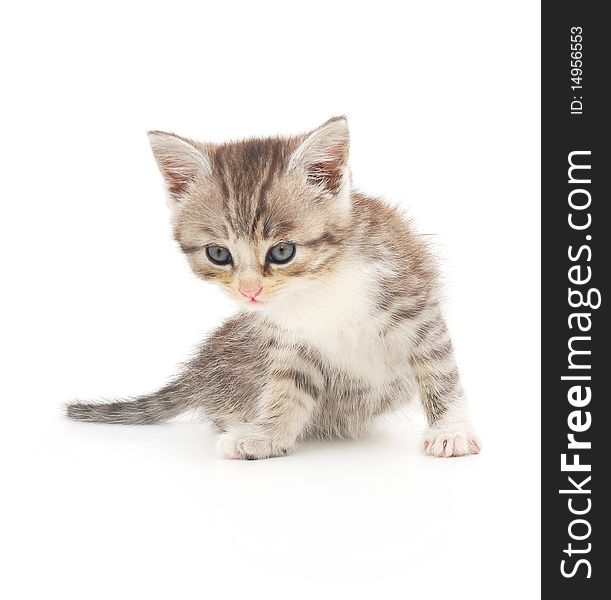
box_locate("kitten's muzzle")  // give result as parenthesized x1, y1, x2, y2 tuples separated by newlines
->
(239, 286, 262, 302)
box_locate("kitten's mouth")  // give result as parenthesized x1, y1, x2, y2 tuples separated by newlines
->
(246, 297, 264, 306)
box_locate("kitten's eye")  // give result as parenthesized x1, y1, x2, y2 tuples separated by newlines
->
(206, 245, 232, 265)
(268, 242, 296, 265)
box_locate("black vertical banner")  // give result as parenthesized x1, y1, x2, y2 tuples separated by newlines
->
(542, 2, 609, 597)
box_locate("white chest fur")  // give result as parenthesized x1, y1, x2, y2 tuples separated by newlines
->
(262, 259, 407, 386)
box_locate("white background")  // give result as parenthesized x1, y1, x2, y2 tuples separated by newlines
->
(1, 2, 541, 598)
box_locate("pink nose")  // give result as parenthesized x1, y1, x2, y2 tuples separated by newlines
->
(239, 286, 262, 300)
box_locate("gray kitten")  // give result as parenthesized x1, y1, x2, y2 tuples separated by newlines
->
(67, 117, 480, 460)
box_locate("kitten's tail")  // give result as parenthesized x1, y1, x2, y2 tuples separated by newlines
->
(66, 380, 191, 425)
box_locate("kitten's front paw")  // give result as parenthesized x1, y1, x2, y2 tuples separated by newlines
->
(217, 429, 291, 460)
(422, 428, 481, 457)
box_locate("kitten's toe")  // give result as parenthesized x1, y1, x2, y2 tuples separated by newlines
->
(422, 429, 481, 457)
(217, 430, 290, 460)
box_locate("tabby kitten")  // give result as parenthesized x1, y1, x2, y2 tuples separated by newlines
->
(67, 117, 480, 460)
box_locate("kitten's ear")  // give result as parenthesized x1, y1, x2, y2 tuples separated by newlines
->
(147, 131, 211, 204)
(288, 116, 350, 195)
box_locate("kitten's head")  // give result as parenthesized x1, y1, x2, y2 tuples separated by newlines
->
(148, 117, 352, 310)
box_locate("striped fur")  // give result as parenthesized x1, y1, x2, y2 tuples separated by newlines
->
(67, 117, 480, 459)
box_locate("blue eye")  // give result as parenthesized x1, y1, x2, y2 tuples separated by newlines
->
(268, 242, 296, 264)
(206, 245, 232, 265)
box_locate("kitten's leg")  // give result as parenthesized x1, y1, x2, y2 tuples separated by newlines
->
(218, 368, 320, 460)
(409, 312, 480, 457)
